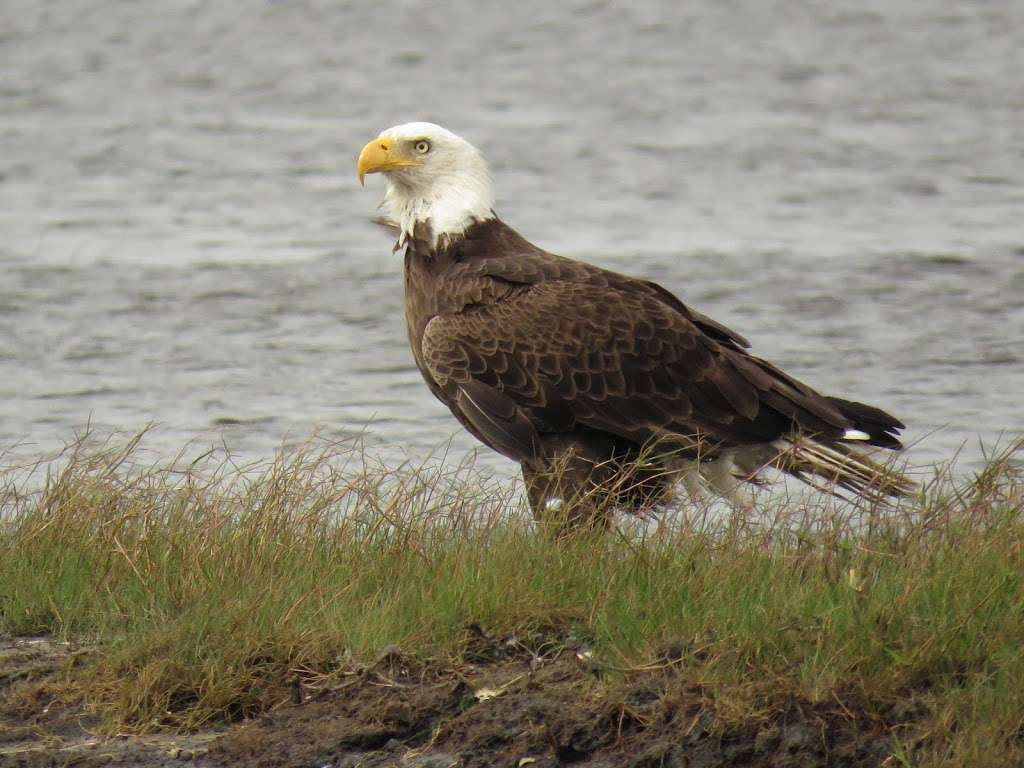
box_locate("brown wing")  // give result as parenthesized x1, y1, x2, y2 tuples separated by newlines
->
(420, 274, 853, 463)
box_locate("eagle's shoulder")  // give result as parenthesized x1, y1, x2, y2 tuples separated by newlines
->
(442, 219, 749, 351)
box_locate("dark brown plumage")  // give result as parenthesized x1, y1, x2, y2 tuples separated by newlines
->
(401, 217, 910, 529)
(355, 122, 910, 530)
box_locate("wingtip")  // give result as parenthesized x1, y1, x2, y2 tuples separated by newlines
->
(843, 428, 872, 441)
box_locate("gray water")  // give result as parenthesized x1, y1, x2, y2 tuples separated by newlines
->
(2, 0, 1022, 475)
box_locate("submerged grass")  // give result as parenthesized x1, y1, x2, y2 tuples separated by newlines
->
(1, 430, 1023, 764)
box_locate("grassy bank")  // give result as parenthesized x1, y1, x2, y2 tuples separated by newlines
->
(1, 432, 1022, 766)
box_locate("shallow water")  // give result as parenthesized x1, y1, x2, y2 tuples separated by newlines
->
(2, 0, 1022, 474)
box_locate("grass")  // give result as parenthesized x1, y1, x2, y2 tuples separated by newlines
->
(1, 430, 1023, 765)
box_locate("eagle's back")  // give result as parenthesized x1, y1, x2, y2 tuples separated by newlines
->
(402, 218, 903, 468)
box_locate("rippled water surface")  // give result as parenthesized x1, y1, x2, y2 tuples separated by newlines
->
(2, 0, 1022, 474)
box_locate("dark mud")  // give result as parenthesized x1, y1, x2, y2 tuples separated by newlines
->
(1, 634, 926, 768)
(0, 637, 218, 768)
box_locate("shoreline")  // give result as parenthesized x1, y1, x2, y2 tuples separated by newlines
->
(0, 633, 925, 768)
(2, 434, 1022, 767)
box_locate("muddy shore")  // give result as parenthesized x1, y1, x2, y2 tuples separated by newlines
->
(1, 634, 926, 767)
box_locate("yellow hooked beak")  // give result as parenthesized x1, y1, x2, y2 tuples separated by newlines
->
(356, 136, 421, 185)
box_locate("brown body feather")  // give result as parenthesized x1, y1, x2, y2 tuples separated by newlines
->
(402, 218, 908, 529)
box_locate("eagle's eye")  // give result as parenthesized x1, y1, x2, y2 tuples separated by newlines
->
(414, 140, 431, 154)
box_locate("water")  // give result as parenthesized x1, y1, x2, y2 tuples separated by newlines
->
(2, 0, 1022, 474)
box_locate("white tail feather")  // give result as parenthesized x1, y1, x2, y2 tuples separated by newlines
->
(776, 436, 915, 500)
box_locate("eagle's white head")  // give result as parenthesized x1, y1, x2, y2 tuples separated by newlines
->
(357, 122, 496, 249)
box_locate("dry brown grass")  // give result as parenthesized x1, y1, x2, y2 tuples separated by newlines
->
(1, 430, 1022, 765)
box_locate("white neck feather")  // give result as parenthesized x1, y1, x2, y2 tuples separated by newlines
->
(379, 156, 496, 249)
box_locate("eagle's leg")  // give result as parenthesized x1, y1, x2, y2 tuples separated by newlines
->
(683, 453, 757, 509)
(520, 459, 614, 535)
(521, 449, 678, 533)
(704, 453, 757, 508)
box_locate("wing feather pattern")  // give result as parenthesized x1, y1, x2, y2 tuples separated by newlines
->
(400, 218, 908, 522)
(420, 271, 855, 461)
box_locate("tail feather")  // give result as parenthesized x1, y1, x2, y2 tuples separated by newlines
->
(776, 435, 916, 502)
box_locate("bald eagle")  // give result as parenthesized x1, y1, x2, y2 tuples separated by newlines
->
(357, 122, 911, 530)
